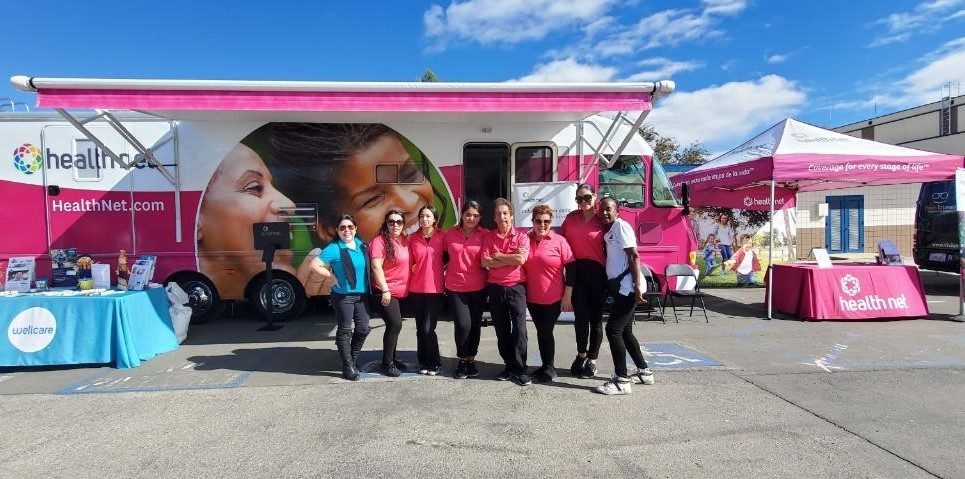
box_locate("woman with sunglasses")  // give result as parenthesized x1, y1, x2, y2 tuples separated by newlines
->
(409, 205, 445, 376)
(443, 200, 489, 379)
(560, 183, 608, 379)
(316, 214, 370, 381)
(523, 204, 575, 383)
(481, 198, 531, 386)
(369, 208, 411, 377)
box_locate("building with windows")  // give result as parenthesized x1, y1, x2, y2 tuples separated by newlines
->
(794, 90, 964, 260)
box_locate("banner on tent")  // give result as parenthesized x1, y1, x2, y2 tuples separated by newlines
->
(687, 185, 796, 211)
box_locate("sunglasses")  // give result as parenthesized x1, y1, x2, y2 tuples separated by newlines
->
(575, 194, 594, 203)
(338, 224, 356, 232)
(533, 219, 552, 225)
(387, 218, 405, 226)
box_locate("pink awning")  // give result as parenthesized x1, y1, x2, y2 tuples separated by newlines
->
(35, 88, 652, 113)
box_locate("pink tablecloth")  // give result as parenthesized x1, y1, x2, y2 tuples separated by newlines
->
(766, 263, 929, 321)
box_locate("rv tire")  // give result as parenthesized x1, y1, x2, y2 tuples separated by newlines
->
(171, 273, 224, 324)
(248, 271, 306, 322)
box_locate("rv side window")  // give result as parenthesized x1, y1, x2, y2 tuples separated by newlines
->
(599, 155, 645, 208)
(375, 162, 427, 185)
(72, 139, 103, 182)
(512, 144, 556, 183)
(651, 157, 681, 207)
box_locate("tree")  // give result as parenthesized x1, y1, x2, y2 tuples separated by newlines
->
(419, 69, 439, 82)
(639, 124, 709, 165)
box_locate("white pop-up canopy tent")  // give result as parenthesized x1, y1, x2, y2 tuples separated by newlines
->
(671, 118, 964, 319)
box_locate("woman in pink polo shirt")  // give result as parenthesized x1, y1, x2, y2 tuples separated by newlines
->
(481, 198, 531, 386)
(560, 183, 607, 379)
(523, 204, 575, 383)
(369, 208, 410, 377)
(443, 200, 488, 379)
(409, 205, 445, 376)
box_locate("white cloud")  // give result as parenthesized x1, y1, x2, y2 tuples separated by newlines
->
(512, 58, 616, 82)
(623, 57, 703, 81)
(869, 0, 965, 47)
(424, 0, 616, 49)
(702, 0, 748, 16)
(647, 75, 807, 151)
(900, 37, 965, 104)
(766, 53, 788, 64)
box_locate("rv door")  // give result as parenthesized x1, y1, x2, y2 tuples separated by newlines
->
(41, 125, 135, 255)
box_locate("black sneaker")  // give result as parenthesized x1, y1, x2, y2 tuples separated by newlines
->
(466, 361, 480, 378)
(496, 367, 512, 381)
(570, 356, 586, 376)
(393, 360, 409, 372)
(427, 365, 442, 376)
(382, 362, 402, 377)
(533, 366, 557, 383)
(510, 373, 532, 386)
(579, 360, 598, 379)
(454, 360, 469, 379)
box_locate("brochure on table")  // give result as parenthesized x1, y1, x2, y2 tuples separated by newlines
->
(5, 257, 36, 292)
(127, 256, 156, 291)
(50, 248, 79, 287)
(812, 248, 833, 268)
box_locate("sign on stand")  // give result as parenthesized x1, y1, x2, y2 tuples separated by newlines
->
(512, 182, 577, 228)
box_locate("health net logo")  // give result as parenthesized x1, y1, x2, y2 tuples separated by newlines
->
(837, 274, 908, 312)
(13, 143, 43, 175)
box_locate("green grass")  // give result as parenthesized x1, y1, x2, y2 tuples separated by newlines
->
(695, 252, 786, 288)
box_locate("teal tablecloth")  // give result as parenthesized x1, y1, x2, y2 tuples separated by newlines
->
(1, 287, 179, 369)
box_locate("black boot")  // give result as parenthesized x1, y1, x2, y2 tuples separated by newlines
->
(342, 361, 360, 381)
(351, 329, 368, 369)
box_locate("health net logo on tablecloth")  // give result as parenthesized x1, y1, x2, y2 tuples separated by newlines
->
(837, 274, 908, 312)
(7, 307, 56, 352)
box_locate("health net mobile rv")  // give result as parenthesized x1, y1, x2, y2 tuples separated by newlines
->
(4, 76, 697, 323)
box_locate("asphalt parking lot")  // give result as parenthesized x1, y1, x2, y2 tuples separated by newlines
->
(2, 270, 964, 478)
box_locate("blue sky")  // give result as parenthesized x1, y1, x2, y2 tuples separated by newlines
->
(2, 0, 964, 155)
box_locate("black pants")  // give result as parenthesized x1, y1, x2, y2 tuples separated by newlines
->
(409, 292, 443, 369)
(572, 259, 606, 359)
(487, 283, 528, 373)
(606, 292, 648, 378)
(449, 289, 486, 358)
(332, 293, 371, 365)
(373, 295, 403, 365)
(527, 301, 561, 369)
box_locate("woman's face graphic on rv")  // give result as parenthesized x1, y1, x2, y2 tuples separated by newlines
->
(198, 143, 296, 271)
(334, 132, 433, 241)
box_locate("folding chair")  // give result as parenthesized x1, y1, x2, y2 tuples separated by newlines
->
(638, 265, 665, 323)
(662, 263, 709, 323)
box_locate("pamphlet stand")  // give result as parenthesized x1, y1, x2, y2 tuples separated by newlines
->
(253, 222, 291, 332)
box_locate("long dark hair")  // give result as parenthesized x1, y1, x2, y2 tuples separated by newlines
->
(379, 208, 405, 261)
(333, 213, 357, 245)
(418, 205, 438, 229)
(458, 200, 481, 227)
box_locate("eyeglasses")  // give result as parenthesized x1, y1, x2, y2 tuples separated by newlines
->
(575, 194, 593, 203)
(387, 218, 405, 226)
(338, 224, 356, 232)
(533, 219, 552, 225)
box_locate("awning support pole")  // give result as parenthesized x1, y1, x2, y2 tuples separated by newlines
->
(767, 179, 775, 320)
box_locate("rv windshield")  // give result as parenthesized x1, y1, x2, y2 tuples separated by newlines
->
(599, 155, 644, 208)
(651, 156, 681, 207)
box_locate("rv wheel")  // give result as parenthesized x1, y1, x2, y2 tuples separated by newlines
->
(172, 273, 224, 324)
(248, 271, 306, 322)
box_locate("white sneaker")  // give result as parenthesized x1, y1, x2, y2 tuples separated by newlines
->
(593, 378, 632, 395)
(631, 368, 655, 385)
